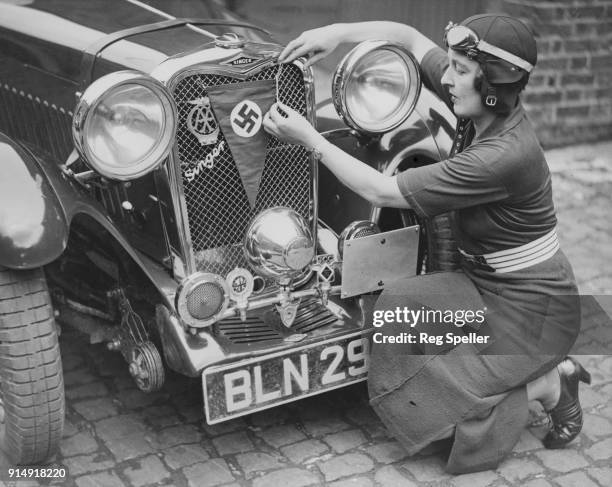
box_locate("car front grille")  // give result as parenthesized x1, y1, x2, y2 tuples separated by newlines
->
(172, 64, 313, 277)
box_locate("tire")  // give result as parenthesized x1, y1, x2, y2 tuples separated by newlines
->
(396, 209, 460, 274)
(423, 213, 460, 272)
(392, 157, 460, 273)
(0, 266, 64, 465)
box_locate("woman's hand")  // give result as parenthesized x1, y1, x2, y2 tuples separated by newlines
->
(263, 102, 320, 148)
(278, 24, 345, 67)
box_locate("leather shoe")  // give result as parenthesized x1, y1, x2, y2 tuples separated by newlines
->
(543, 356, 591, 449)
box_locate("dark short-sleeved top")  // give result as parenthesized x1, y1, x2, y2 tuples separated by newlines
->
(397, 47, 556, 255)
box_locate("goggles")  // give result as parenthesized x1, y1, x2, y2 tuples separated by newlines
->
(444, 22, 534, 73)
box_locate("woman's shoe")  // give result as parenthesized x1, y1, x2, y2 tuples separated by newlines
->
(543, 356, 591, 449)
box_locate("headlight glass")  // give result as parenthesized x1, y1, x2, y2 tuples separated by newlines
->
(333, 41, 421, 133)
(88, 84, 164, 169)
(346, 51, 410, 127)
(73, 71, 176, 180)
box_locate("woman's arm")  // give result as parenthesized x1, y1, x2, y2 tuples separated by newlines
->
(279, 21, 438, 67)
(263, 103, 410, 209)
(310, 133, 409, 209)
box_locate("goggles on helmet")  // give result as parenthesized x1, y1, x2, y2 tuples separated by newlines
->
(444, 22, 534, 73)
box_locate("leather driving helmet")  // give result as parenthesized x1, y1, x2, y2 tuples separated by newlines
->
(444, 14, 537, 112)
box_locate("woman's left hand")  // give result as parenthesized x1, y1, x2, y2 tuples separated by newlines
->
(263, 102, 319, 148)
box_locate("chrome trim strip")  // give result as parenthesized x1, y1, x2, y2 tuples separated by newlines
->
(166, 140, 197, 274)
(124, 0, 174, 19)
(321, 128, 362, 141)
(124, 0, 217, 38)
(294, 58, 319, 255)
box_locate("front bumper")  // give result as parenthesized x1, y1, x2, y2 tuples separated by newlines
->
(156, 293, 377, 377)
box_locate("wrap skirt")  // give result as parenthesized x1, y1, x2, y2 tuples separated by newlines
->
(367, 249, 581, 473)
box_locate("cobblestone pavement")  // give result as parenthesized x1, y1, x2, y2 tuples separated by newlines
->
(1, 142, 611, 487)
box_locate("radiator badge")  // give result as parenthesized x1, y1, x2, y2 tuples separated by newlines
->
(183, 140, 226, 183)
(225, 56, 260, 66)
(187, 96, 219, 145)
(230, 100, 263, 138)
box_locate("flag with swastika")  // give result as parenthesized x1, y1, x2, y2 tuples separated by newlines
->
(208, 79, 275, 208)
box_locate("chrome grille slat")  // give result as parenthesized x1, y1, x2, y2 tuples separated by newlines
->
(215, 299, 338, 346)
(172, 64, 312, 278)
(294, 317, 338, 333)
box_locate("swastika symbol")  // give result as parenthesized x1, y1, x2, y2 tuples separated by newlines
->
(230, 100, 263, 138)
(233, 104, 259, 133)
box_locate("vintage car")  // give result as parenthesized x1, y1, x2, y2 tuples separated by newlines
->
(0, 0, 456, 465)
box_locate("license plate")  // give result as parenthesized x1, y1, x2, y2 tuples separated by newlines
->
(203, 331, 370, 424)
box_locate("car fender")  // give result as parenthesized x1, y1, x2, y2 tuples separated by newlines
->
(316, 88, 455, 233)
(0, 133, 69, 269)
(0, 133, 172, 301)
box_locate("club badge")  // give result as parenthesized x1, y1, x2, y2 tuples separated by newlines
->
(227, 268, 254, 299)
(226, 268, 254, 322)
(187, 97, 219, 145)
(230, 100, 262, 138)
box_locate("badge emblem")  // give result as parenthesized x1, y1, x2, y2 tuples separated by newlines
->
(230, 100, 262, 138)
(227, 268, 254, 299)
(187, 97, 219, 145)
(226, 268, 255, 322)
(226, 56, 259, 66)
(277, 299, 301, 328)
(182, 140, 226, 183)
(220, 53, 268, 69)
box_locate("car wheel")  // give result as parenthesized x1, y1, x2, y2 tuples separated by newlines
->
(0, 266, 64, 465)
(391, 157, 460, 274)
(397, 209, 459, 274)
(422, 213, 460, 272)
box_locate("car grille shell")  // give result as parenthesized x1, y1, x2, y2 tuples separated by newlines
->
(172, 63, 313, 278)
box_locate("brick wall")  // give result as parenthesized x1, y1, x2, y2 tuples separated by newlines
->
(493, 0, 612, 147)
(236, 0, 612, 148)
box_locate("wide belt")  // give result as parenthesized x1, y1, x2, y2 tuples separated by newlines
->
(459, 229, 560, 273)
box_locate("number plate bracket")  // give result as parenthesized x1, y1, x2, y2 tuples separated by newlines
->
(341, 225, 420, 298)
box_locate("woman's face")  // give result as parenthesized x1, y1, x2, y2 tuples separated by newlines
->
(441, 48, 486, 120)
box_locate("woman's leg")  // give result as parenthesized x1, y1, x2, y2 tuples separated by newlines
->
(526, 359, 579, 410)
(526, 366, 561, 410)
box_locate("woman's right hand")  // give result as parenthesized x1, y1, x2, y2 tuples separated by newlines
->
(278, 24, 345, 67)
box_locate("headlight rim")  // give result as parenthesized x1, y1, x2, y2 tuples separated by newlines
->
(72, 70, 177, 181)
(333, 40, 421, 134)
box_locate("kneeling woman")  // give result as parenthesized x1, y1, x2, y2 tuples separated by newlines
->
(263, 14, 590, 473)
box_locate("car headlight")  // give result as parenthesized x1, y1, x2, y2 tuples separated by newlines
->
(333, 40, 421, 134)
(73, 71, 176, 180)
(244, 207, 315, 286)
